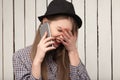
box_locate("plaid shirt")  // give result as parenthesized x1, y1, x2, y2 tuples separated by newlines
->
(13, 46, 90, 80)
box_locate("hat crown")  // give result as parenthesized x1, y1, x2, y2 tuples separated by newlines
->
(45, 0, 75, 15)
(38, 0, 82, 28)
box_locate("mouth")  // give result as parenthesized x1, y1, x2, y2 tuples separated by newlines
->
(53, 39, 61, 47)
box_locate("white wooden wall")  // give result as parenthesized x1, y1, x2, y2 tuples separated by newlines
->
(0, 0, 120, 80)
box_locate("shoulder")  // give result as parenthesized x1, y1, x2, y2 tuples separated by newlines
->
(13, 45, 32, 61)
(13, 45, 33, 71)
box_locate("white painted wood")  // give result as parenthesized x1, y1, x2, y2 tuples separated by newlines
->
(3, 0, 13, 79)
(73, 0, 85, 64)
(85, 0, 97, 79)
(0, 0, 2, 79)
(66, 0, 71, 2)
(14, 0, 24, 51)
(98, 0, 111, 79)
(48, 0, 52, 5)
(1, 0, 120, 80)
(113, 0, 120, 79)
(36, 0, 46, 30)
(25, 0, 35, 46)
(49, 0, 71, 3)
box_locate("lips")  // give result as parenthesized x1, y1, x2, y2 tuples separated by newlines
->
(55, 40, 61, 45)
(53, 39, 61, 47)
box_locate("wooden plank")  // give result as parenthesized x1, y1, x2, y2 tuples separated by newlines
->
(98, 0, 111, 79)
(66, 0, 71, 2)
(112, 0, 120, 79)
(73, 0, 85, 64)
(85, 0, 97, 79)
(0, 0, 2, 79)
(3, 0, 13, 79)
(25, 0, 35, 46)
(48, 0, 52, 5)
(48, 0, 71, 4)
(36, 0, 46, 30)
(14, 0, 24, 51)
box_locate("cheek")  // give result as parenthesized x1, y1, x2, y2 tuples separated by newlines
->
(50, 23, 57, 36)
(50, 28, 59, 37)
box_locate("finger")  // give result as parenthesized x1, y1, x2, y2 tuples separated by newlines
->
(59, 35, 64, 40)
(62, 29, 71, 39)
(60, 38, 68, 46)
(55, 35, 63, 43)
(68, 30, 73, 36)
(45, 41, 54, 47)
(62, 33, 68, 42)
(41, 31, 47, 40)
(46, 46, 56, 51)
(44, 37, 55, 43)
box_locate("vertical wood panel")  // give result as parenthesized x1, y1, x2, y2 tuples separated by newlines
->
(0, 0, 2, 79)
(113, 0, 120, 79)
(85, 0, 97, 79)
(48, 0, 52, 6)
(110, 0, 113, 79)
(66, 0, 71, 2)
(3, 0, 13, 79)
(14, 0, 24, 51)
(35, 0, 37, 32)
(0, 0, 120, 80)
(36, 0, 46, 30)
(98, 0, 111, 79)
(25, 0, 35, 46)
(97, 0, 99, 79)
(73, 0, 85, 64)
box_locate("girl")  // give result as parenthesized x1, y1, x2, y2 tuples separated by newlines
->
(13, 0, 90, 80)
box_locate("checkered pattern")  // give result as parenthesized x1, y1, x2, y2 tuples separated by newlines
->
(13, 46, 90, 80)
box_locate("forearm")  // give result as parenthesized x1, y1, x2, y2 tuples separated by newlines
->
(68, 50, 90, 80)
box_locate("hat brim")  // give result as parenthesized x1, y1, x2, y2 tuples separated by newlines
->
(38, 13, 82, 28)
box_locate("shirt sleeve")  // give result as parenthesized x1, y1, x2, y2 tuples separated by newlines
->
(13, 53, 42, 80)
(70, 61, 90, 80)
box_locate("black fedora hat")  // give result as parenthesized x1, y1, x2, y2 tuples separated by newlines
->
(38, 0, 82, 28)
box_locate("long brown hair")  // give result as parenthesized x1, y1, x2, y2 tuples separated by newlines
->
(30, 15, 78, 80)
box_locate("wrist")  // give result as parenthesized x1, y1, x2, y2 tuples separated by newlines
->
(68, 49, 78, 56)
(68, 47, 78, 53)
(68, 50, 80, 66)
(32, 61, 41, 79)
(33, 57, 43, 66)
(33, 60, 41, 67)
(68, 51, 79, 60)
(34, 51, 45, 64)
